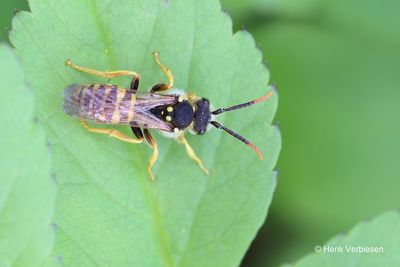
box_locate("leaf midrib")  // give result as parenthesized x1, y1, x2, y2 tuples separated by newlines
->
(86, 0, 174, 266)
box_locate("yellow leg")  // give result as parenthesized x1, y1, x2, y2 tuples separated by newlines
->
(152, 52, 174, 91)
(178, 135, 209, 175)
(66, 59, 140, 80)
(143, 129, 159, 180)
(80, 120, 143, 144)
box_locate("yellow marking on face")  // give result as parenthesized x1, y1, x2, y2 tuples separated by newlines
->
(174, 128, 180, 134)
(178, 96, 183, 102)
(167, 106, 173, 112)
(166, 115, 172, 122)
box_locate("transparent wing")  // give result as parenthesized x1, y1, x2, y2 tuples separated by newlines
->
(62, 83, 87, 118)
(62, 83, 177, 131)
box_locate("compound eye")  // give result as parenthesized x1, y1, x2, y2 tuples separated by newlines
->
(172, 102, 194, 129)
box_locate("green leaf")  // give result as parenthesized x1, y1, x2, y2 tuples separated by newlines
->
(0, 0, 29, 43)
(10, 0, 280, 266)
(285, 211, 400, 267)
(0, 44, 56, 266)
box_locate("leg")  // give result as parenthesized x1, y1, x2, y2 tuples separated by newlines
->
(131, 127, 158, 180)
(143, 129, 159, 180)
(130, 126, 144, 140)
(66, 59, 140, 89)
(80, 120, 143, 144)
(130, 75, 140, 93)
(131, 127, 156, 180)
(150, 52, 174, 93)
(178, 135, 209, 175)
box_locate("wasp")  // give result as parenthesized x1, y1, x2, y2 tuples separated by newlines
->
(62, 52, 274, 180)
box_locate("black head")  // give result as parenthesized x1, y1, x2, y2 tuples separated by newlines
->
(193, 98, 211, 135)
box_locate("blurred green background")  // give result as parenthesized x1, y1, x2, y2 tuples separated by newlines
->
(1, 0, 399, 266)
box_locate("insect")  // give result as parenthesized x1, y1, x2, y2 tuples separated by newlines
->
(62, 52, 274, 180)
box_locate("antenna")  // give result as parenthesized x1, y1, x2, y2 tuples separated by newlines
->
(210, 121, 263, 160)
(212, 90, 274, 115)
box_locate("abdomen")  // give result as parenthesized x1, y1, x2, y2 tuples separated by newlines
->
(62, 83, 136, 124)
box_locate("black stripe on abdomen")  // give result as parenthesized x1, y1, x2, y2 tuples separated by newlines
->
(93, 85, 106, 114)
(119, 90, 133, 122)
(83, 84, 95, 116)
(104, 85, 118, 121)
